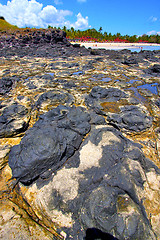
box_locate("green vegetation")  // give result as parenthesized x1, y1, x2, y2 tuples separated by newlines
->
(0, 18, 19, 32)
(59, 26, 160, 44)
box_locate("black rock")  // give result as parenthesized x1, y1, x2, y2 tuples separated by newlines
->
(145, 64, 160, 75)
(0, 77, 13, 95)
(85, 228, 119, 240)
(107, 105, 153, 132)
(36, 90, 74, 110)
(9, 105, 91, 184)
(85, 86, 127, 114)
(72, 43, 81, 48)
(149, 64, 160, 73)
(0, 103, 29, 138)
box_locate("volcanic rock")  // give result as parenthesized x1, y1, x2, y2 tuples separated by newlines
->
(0, 77, 13, 95)
(0, 102, 30, 138)
(9, 105, 91, 184)
(107, 105, 153, 132)
(17, 125, 159, 239)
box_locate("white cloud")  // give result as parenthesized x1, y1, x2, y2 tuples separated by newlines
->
(149, 16, 158, 22)
(0, 0, 89, 29)
(73, 13, 89, 29)
(147, 30, 160, 35)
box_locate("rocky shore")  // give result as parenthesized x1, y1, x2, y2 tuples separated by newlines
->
(0, 29, 160, 239)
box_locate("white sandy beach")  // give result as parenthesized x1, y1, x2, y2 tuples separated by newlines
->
(71, 42, 160, 51)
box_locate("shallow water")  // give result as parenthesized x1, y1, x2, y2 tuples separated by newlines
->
(137, 83, 158, 95)
(89, 45, 160, 52)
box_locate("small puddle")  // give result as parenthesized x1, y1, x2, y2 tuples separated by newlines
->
(101, 102, 121, 113)
(72, 71, 83, 75)
(126, 79, 139, 84)
(137, 83, 158, 95)
(48, 72, 54, 77)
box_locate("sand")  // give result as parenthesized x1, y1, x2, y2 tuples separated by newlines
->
(71, 42, 160, 51)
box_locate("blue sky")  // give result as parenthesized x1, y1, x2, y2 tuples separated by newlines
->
(0, 0, 160, 35)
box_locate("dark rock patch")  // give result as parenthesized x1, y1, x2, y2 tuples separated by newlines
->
(44, 125, 158, 239)
(9, 105, 91, 184)
(0, 102, 30, 138)
(145, 64, 160, 75)
(36, 90, 74, 111)
(0, 77, 13, 95)
(107, 105, 153, 132)
(85, 86, 127, 114)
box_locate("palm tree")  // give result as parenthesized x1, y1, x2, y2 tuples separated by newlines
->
(99, 26, 102, 33)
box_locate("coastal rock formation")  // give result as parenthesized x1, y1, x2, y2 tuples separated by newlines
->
(0, 32, 160, 240)
(9, 106, 91, 184)
(36, 90, 75, 112)
(85, 86, 128, 114)
(15, 125, 159, 239)
(107, 105, 153, 132)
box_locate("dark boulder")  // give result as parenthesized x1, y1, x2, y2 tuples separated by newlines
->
(36, 90, 74, 111)
(107, 105, 153, 132)
(0, 77, 13, 95)
(145, 64, 160, 75)
(72, 43, 81, 48)
(85, 86, 127, 114)
(149, 64, 160, 73)
(45, 125, 158, 239)
(9, 105, 91, 184)
(0, 103, 30, 138)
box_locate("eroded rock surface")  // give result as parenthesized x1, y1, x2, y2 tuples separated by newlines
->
(9, 105, 91, 184)
(0, 102, 30, 138)
(107, 105, 153, 132)
(16, 125, 160, 239)
(36, 90, 74, 112)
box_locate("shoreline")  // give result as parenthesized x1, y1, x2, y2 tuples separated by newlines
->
(71, 41, 160, 50)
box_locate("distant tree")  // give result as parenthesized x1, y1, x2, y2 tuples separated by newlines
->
(99, 26, 102, 33)
(71, 27, 75, 33)
(62, 26, 67, 32)
(48, 25, 53, 29)
(0, 16, 5, 20)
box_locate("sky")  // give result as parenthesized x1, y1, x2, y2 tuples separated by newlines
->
(0, 0, 160, 36)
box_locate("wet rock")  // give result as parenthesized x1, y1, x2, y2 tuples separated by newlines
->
(0, 77, 13, 95)
(9, 105, 91, 184)
(0, 103, 30, 138)
(157, 84, 160, 96)
(85, 86, 127, 114)
(36, 90, 74, 111)
(90, 49, 101, 55)
(18, 125, 159, 239)
(107, 105, 153, 132)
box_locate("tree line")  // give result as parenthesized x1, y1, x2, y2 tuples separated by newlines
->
(48, 26, 160, 43)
